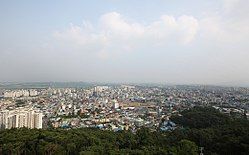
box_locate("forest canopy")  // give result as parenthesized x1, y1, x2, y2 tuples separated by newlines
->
(0, 107, 248, 155)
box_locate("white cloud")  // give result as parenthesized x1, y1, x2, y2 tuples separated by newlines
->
(200, 0, 249, 43)
(54, 12, 199, 59)
(100, 12, 145, 37)
(48, 0, 249, 84)
(1, 0, 249, 84)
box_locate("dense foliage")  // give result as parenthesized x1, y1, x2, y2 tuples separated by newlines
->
(0, 107, 248, 155)
(170, 107, 249, 155)
(0, 127, 199, 155)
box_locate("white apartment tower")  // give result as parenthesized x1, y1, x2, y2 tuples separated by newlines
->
(0, 108, 43, 129)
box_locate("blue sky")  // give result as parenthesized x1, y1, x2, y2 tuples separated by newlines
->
(0, 0, 249, 86)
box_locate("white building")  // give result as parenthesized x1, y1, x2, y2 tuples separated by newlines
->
(29, 90, 38, 96)
(0, 108, 43, 129)
(113, 100, 120, 109)
(3, 89, 38, 98)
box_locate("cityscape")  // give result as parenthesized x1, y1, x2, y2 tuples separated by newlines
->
(1, 84, 248, 131)
(0, 0, 249, 154)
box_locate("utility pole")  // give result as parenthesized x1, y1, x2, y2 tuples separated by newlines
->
(200, 147, 204, 155)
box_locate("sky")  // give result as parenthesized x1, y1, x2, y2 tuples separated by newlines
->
(0, 0, 249, 86)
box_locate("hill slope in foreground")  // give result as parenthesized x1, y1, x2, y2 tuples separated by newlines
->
(0, 107, 249, 155)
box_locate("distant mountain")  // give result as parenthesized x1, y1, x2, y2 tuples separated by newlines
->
(0, 82, 95, 89)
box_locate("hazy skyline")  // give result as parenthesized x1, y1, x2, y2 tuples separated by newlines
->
(1, 0, 249, 86)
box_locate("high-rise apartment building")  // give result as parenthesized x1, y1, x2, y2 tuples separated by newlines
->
(0, 108, 43, 129)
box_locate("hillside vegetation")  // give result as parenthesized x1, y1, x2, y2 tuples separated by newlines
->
(0, 107, 248, 155)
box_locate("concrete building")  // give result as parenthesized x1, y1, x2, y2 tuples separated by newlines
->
(0, 108, 43, 129)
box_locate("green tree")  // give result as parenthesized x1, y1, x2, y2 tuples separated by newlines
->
(176, 139, 198, 155)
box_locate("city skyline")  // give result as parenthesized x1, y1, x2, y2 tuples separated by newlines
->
(0, 0, 249, 86)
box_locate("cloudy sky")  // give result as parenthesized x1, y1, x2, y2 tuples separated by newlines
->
(0, 0, 249, 86)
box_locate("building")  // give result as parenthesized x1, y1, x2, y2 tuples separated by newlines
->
(0, 108, 43, 129)
(3, 89, 38, 98)
(113, 100, 119, 109)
